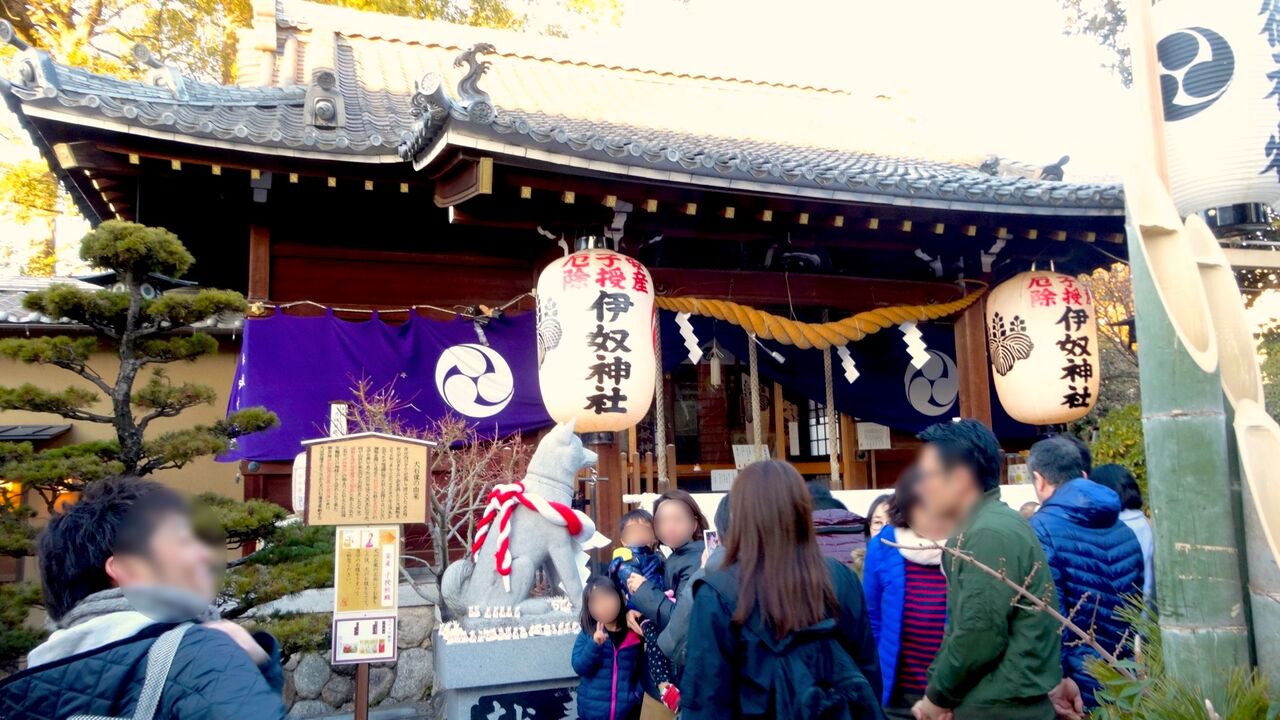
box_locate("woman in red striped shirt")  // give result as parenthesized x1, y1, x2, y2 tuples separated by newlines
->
(862, 470, 954, 719)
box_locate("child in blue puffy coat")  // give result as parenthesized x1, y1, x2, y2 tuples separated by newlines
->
(572, 576, 644, 720)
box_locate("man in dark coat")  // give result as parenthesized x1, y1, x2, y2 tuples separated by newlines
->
(1028, 437, 1144, 718)
(0, 477, 286, 720)
(912, 420, 1062, 720)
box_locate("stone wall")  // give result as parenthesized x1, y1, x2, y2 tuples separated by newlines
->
(281, 606, 436, 719)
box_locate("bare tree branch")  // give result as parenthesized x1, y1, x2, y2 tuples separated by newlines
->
(884, 537, 1136, 679)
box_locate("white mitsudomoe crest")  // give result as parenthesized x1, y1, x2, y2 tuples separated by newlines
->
(434, 343, 515, 418)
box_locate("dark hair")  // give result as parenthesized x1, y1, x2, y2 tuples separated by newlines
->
(806, 479, 849, 511)
(919, 419, 1003, 492)
(864, 494, 892, 538)
(38, 476, 189, 621)
(618, 508, 653, 535)
(579, 575, 626, 633)
(651, 489, 708, 546)
(1027, 437, 1088, 486)
(887, 467, 924, 529)
(725, 460, 836, 639)
(1052, 433, 1093, 475)
(713, 494, 732, 537)
(1091, 463, 1143, 511)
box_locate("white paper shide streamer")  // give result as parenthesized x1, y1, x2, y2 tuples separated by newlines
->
(836, 345, 859, 384)
(675, 311, 703, 365)
(900, 321, 930, 370)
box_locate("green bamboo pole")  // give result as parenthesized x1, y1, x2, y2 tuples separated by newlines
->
(1242, 470, 1280, 686)
(1126, 216, 1251, 693)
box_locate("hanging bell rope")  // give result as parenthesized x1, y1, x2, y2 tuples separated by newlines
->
(653, 322, 669, 489)
(824, 346, 840, 487)
(749, 335, 762, 448)
(654, 282, 986, 350)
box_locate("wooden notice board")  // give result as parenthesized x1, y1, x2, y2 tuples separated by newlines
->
(303, 432, 433, 526)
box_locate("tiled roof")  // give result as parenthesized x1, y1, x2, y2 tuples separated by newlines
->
(0, 277, 244, 331)
(0, 425, 71, 443)
(0, 0, 1125, 213)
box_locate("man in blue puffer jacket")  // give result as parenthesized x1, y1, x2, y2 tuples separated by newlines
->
(0, 477, 286, 720)
(1027, 437, 1144, 718)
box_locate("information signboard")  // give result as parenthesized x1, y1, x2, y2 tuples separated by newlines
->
(303, 432, 433, 526)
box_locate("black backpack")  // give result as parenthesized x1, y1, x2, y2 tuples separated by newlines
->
(702, 571, 887, 720)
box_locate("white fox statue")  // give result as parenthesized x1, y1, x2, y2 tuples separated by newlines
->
(440, 420, 599, 618)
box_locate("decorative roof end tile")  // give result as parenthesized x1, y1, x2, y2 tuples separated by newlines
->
(133, 44, 189, 102)
(453, 43, 495, 123)
(304, 69, 343, 129)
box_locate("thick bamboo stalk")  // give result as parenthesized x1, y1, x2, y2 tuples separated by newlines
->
(1128, 219, 1251, 685)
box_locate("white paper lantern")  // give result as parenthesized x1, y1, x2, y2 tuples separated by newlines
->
(1154, 0, 1280, 215)
(986, 271, 1100, 425)
(535, 249, 656, 432)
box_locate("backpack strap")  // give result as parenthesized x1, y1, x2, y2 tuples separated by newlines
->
(68, 622, 194, 720)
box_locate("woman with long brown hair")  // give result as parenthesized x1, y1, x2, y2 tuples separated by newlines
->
(681, 461, 885, 719)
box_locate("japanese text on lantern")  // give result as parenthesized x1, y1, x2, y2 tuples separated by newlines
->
(572, 253, 647, 418)
(303, 433, 432, 526)
(1028, 275, 1095, 411)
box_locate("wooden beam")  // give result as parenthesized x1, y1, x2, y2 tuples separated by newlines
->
(645, 199, 658, 212)
(798, 212, 810, 225)
(760, 209, 773, 222)
(248, 223, 271, 301)
(953, 299, 993, 425)
(651, 268, 966, 311)
(50, 142, 135, 174)
(432, 155, 494, 208)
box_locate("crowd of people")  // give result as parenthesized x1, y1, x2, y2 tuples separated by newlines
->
(577, 419, 1154, 720)
(0, 417, 1152, 720)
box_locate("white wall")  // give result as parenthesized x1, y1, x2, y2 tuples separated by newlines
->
(629, 485, 1040, 531)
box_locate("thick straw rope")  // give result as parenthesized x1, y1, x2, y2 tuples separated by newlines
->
(654, 284, 986, 350)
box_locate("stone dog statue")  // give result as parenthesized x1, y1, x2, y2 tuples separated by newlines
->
(441, 420, 599, 618)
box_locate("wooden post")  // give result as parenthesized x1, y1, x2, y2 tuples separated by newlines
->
(585, 433, 625, 560)
(354, 665, 370, 720)
(953, 300, 992, 425)
(772, 382, 786, 459)
(248, 223, 271, 301)
(839, 414, 867, 490)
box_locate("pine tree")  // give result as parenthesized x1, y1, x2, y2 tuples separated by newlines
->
(0, 220, 278, 552)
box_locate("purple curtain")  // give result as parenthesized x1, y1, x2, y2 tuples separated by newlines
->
(221, 309, 554, 462)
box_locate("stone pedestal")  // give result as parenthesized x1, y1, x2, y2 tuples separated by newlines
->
(433, 630, 578, 720)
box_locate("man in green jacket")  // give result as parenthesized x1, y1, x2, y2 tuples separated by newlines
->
(911, 420, 1062, 720)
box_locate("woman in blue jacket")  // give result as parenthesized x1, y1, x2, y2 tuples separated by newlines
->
(862, 469, 953, 719)
(573, 576, 645, 720)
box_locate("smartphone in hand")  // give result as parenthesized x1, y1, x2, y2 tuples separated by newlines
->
(704, 530, 721, 551)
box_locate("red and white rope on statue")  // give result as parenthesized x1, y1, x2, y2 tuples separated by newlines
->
(471, 481, 596, 590)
